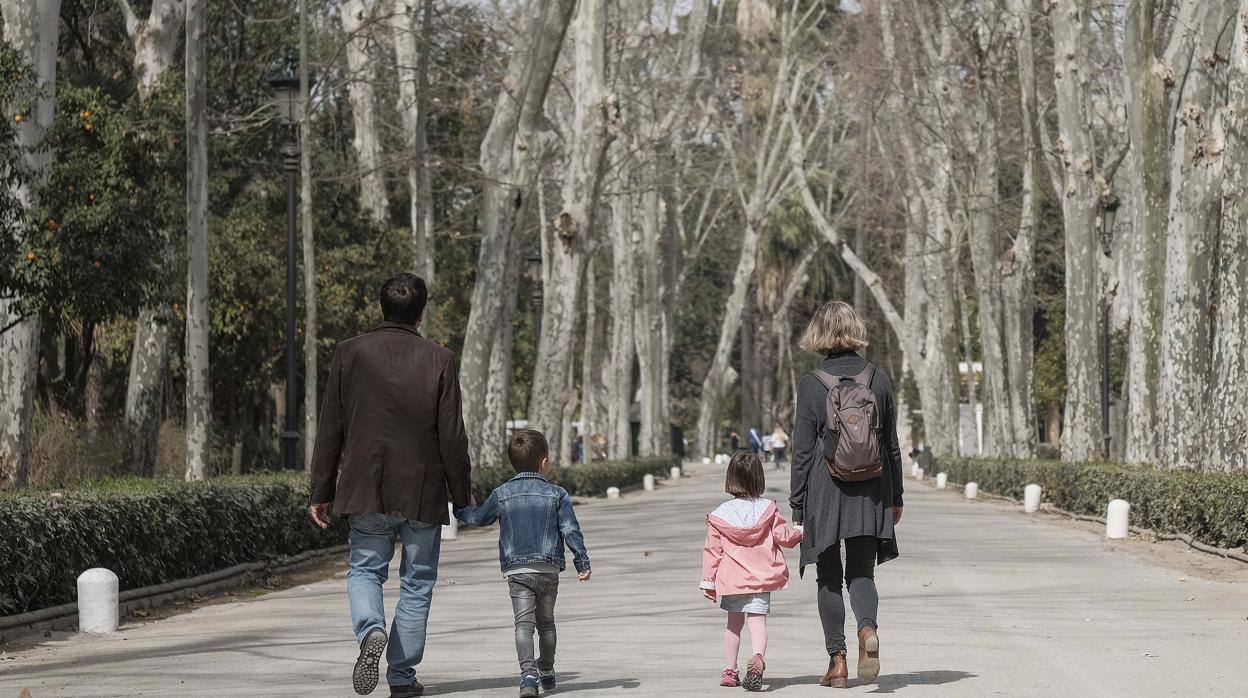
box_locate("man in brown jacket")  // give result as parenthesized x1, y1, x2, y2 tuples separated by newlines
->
(309, 273, 471, 698)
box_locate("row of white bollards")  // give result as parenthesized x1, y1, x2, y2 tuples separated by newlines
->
(919, 469, 1132, 540)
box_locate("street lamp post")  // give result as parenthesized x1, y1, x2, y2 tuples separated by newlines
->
(527, 240, 544, 349)
(268, 49, 304, 471)
(1098, 194, 1120, 461)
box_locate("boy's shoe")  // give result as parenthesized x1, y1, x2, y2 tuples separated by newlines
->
(539, 670, 556, 690)
(353, 627, 388, 695)
(389, 681, 424, 698)
(719, 668, 740, 687)
(742, 654, 765, 692)
(519, 675, 540, 698)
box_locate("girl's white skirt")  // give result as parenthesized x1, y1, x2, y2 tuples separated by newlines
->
(719, 592, 771, 614)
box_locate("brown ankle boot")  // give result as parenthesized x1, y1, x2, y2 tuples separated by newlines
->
(819, 650, 848, 688)
(857, 626, 880, 684)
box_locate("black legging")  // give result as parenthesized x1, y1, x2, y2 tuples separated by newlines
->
(815, 536, 879, 654)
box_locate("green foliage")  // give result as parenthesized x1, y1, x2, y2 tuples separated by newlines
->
(0, 41, 39, 315)
(469, 457, 679, 503)
(0, 472, 347, 616)
(938, 457, 1248, 551)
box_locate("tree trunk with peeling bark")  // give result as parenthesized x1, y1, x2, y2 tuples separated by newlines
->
(529, 0, 613, 455)
(300, 0, 318, 469)
(117, 0, 185, 476)
(0, 0, 59, 488)
(579, 257, 605, 458)
(1158, 0, 1234, 469)
(393, 0, 435, 282)
(341, 0, 390, 225)
(1211, 0, 1248, 471)
(606, 171, 637, 460)
(460, 0, 576, 467)
(1048, 0, 1104, 462)
(184, 0, 210, 481)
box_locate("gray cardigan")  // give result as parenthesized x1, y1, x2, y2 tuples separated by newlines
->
(789, 351, 904, 567)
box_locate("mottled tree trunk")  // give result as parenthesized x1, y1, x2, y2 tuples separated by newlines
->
(606, 175, 637, 460)
(1158, 1, 1234, 469)
(1211, 0, 1248, 471)
(300, 0, 318, 469)
(460, 0, 576, 466)
(579, 257, 605, 458)
(118, 0, 184, 476)
(1048, 0, 1104, 462)
(393, 0, 435, 282)
(341, 0, 390, 225)
(184, 0, 210, 481)
(481, 240, 522, 468)
(633, 182, 669, 456)
(0, 0, 59, 488)
(1003, 0, 1038, 459)
(529, 0, 613, 454)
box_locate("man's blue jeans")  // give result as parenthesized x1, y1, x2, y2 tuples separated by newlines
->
(347, 514, 441, 687)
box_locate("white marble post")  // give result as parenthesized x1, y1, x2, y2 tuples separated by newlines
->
(77, 568, 119, 634)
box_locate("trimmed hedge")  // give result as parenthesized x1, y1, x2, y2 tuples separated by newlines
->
(470, 456, 679, 503)
(1, 457, 680, 616)
(0, 473, 348, 617)
(938, 458, 1248, 551)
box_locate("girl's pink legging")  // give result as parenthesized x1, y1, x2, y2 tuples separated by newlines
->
(724, 612, 767, 668)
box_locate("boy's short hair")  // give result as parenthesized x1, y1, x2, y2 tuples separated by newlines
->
(725, 450, 765, 498)
(509, 429, 549, 473)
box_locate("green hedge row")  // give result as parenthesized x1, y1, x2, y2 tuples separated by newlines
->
(0, 473, 348, 617)
(1, 457, 681, 616)
(938, 458, 1248, 551)
(470, 456, 679, 503)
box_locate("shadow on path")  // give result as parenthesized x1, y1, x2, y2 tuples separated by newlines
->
(423, 674, 641, 695)
(763, 670, 976, 692)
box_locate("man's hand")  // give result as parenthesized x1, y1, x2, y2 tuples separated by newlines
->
(701, 588, 716, 602)
(577, 569, 592, 581)
(309, 503, 331, 529)
(893, 506, 903, 525)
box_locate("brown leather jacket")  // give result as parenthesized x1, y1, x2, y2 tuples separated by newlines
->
(309, 322, 472, 524)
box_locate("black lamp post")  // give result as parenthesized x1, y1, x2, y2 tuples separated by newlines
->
(527, 240, 544, 349)
(268, 48, 304, 471)
(1098, 194, 1120, 460)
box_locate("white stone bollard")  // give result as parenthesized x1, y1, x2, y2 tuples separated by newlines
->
(606, 486, 621, 499)
(702, 456, 711, 465)
(915, 467, 924, 481)
(77, 568, 119, 634)
(1023, 484, 1042, 513)
(643, 474, 655, 492)
(936, 472, 948, 489)
(965, 482, 978, 499)
(670, 466, 682, 480)
(910, 463, 919, 478)
(1106, 499, 1130, 539)
(442, 503, 458, 541)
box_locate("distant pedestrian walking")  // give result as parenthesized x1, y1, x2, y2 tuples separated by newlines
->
(789, 300, 903, 688)
(308, 273, 472, 698)
(700, 452, 803, 692)
(747, 427, 764, 455)
(770, 426, 789, 469)
(455, 429, 592, 698)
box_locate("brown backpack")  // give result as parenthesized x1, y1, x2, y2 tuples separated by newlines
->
(812, 365, 883, 482)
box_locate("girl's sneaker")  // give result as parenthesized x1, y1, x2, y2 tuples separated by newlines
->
(742, 654, 765, 692)
(719, 668, 740, 687)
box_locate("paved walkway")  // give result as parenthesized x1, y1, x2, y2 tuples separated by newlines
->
(4, 461, 1247, 696)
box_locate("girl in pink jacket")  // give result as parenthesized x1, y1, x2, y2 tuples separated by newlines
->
(700, 452, 803, 691)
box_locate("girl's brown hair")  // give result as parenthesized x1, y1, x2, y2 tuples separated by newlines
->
(725, 451, 765, 498)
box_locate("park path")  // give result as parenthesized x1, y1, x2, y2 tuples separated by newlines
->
(3, 461, 1247, 697)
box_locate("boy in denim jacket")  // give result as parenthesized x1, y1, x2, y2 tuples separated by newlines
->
(455, 429, 591, 697)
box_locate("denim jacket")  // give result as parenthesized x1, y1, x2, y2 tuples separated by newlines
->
(455, 472, 591, 574)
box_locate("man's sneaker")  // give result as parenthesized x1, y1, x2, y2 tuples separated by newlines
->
(539, 670, 556, 690)
(719, 668, 740, 687)
(520, 675, 540, 698)
(353, 628, 388, 695)
(742, 654, 765, 692)
(389, 681, 424, 698)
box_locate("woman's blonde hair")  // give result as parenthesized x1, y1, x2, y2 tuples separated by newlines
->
(798, 300, 869, 354)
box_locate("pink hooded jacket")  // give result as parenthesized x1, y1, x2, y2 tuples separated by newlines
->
(700, 500, 802, 598)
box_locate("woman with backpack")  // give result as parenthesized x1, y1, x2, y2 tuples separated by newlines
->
(789, 300, 904, 688)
